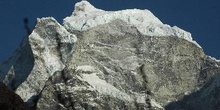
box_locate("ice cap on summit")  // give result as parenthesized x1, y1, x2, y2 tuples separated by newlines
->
(73, 0, 103, 16)
(64, 1, 201, 48)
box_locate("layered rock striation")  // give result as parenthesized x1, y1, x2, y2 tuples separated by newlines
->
(0, 1, 220, 110)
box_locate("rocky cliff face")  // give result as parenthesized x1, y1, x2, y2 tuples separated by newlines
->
(1, 1, 220, 110)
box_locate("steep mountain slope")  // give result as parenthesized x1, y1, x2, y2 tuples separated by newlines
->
(0, 1, 220, 110)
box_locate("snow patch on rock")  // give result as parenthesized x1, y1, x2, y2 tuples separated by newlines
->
(15, 17, 77, 104)
(150, 99, 164, 109)
(76, 65, 96, 72)
(79, 72, 132, 101)
(208, 56, 220, 62)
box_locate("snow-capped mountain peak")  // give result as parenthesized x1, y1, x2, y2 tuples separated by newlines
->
(0, 1, 220, 110)
(64, 1, 200, 48)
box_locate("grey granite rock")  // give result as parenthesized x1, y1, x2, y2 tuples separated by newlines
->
(36, 19, 209, 110)
(1, 1, 220, 110)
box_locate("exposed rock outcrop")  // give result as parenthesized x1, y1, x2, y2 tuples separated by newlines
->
(0, 1, 220, 110)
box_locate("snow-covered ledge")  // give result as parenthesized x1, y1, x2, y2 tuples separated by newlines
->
(64, 1, 201, 48)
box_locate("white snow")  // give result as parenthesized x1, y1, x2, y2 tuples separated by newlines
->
(64, 1, 201, 48)
(76, 65, 96, 72)
(15, 17, 72, 103)
(38, 17, 77, 44)
(150, 99, 164, 109)
(30, 30, 65, 74)
(208, 56, 220, 62)
(78, 72, 132, 101)
(43, 48, 64, 74)
(16, 84, 37, 102)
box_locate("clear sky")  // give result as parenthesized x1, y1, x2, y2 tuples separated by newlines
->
(0, 0, 220, 62)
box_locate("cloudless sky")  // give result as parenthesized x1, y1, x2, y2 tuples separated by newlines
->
(0, 0, 220, 62)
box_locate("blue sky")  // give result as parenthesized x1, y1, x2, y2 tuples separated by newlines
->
(0, 0, 220, 62)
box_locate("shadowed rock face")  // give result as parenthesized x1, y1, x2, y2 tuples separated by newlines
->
(165, 57, 220, 110)
(0, 82, 28, 110)
(1, 1, 220, 110)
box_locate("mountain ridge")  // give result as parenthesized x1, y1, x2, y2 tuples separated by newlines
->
(0, 1, 220, 110)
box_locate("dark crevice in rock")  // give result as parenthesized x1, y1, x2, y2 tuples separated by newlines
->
(55, 33, 64, 63)
(55, 32, 74, 64)
(138, 64, 152, 96)
(52, 70, 75, 109)
(61, 70, 69, 84)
